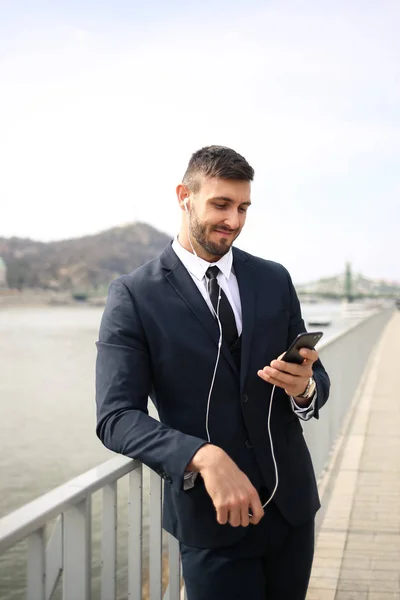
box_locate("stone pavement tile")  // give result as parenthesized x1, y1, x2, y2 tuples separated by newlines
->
(356, 479, 400, 492)
(343, 546, 400, 561)
(325, 498, 356, 515)
(372, 533, 400, 544)
(362, 452, 400, 466)
(310, 565, 341, 579)
(337, 580, 369, 593)
(322, 518, 351, 530)
(335, 593, 368, 599)
(341, 556, 371, 570)
(313, 556, 342, 568)
(316, 532, 347, 550)
(353, 500, 400, 512)
(315, 547, 346, 559)
(343, 533, 374, 549)
(326, 507, 356, 518)
(345, 534, 400, 553)
(359, 457, 398, 467)
(306, 589, 336, 600)
(366, 580, 400, 593)
(351, 496, 379, 504)
(350, 422, 369, 436)
(370, 404, 400, 414)
(349, 519, 399, 532)
(356, 480, 400, 490)
(340, 569, 399, 583)
(368, 594, 400, 600)
(327, 485, 357, 504)
(364, 545, 400, 560)
(343, 551, 399, 563)
(367, 418, 400, 435)
(354, 492, 397, 502)
(337, 578, 400, 594)
(348, 511, 376, 522)
(340, 435, 365, 470)
(317, 531, 348, 544)
(307, 577, 337, 590)
(371, 558, 400, 570)
(353, 503, 400, 514)
(355, 491, 400, 502)
(328, 488, 357, 503)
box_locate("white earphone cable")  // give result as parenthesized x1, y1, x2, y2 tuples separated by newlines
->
(262, 383, 278, 507)
(185, 202, 223, 443)
(183, 199, 278, 509)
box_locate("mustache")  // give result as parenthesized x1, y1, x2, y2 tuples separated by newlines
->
(212, 226, 238, 234)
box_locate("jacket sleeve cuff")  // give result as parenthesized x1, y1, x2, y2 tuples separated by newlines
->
(183, 471, 199, 490)
(290, 389, 318, 421)
(171, 439, 208, 492)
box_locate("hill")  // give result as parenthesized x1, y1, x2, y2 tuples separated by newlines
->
(0, 223, 171, 292)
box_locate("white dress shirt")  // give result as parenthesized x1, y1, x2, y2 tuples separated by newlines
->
(171, 237, 316, 487)
(172, 236, 242, 335)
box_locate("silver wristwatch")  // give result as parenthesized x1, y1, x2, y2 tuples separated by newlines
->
(297, 377, 316, 400)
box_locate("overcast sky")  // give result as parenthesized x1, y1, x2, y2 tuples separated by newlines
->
(1, 0, 399, 283)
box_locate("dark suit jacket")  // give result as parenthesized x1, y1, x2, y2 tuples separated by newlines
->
(95, 242, 330, 548)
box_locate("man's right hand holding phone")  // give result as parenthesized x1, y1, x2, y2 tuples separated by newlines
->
(257, 347, 318, 405)
(257, 331, 322, 405)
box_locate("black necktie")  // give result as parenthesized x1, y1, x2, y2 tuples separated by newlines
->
(206, 266, 238, 347)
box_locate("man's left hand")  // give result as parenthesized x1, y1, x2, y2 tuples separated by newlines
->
(257, 348, 318, 401)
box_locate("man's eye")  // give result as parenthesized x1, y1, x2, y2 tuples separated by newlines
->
(214, 204, 226, 209)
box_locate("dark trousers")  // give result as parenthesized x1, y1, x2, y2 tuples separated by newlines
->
(180, 500, 315, 600)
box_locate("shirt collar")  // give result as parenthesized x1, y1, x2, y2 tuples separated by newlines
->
(172, 236, 233, 281)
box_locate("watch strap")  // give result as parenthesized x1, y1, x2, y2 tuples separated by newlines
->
(297, 377, 316, 400)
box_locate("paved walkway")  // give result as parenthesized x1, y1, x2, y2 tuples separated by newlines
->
(307, 312, 400, 600)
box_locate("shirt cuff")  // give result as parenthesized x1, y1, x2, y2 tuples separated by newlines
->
(290, 390, 317, 421)
(183, 471, 199, 490)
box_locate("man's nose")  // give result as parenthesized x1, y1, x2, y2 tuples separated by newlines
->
(224, 210, 240, 230)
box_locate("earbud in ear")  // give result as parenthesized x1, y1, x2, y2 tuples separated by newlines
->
(183, 198, 189, 211)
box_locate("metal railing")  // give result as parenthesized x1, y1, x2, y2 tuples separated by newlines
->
(0, 458, 185, 600)
(0, 307, 393, 600)
(303, 307, 393, 479)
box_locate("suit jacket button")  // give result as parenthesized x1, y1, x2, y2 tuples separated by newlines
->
(242, 394, 248, 403)
(245, 439, 253, 449)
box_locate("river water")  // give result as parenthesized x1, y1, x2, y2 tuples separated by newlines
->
(0, 301, 371, 598)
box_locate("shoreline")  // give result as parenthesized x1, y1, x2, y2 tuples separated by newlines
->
(0, 291, 106, 309)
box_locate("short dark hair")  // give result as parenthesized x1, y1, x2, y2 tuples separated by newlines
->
(182, 145, 254, 193)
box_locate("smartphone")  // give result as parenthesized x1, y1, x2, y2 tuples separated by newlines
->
(282, 331, 323, 364)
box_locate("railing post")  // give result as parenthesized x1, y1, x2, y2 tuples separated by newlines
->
(27, 527, 46, 600)
(45, 515, 63, 600)
(128, 464, 143, 599)
(149, 470, 162, 600)
(167, 534, 180, 600)
(63, 497, 92, 600)
(101, 482, 117, 600)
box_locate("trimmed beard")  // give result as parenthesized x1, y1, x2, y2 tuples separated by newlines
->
(188, 205, 236, 257)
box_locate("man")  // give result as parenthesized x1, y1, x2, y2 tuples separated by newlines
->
(96, 145, 330, 599)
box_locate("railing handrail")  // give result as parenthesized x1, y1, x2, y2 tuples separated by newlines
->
(0, 455, 139, 553)
(315, 306, 392, 351)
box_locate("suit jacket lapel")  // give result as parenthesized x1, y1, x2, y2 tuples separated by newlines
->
(233, 249, 256, 392)
(161, 243, 239, 378)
